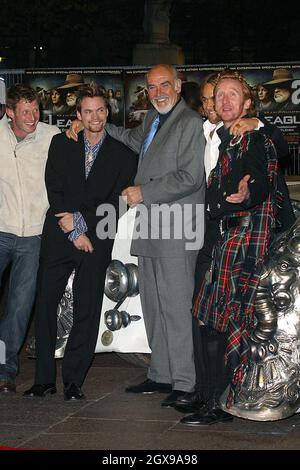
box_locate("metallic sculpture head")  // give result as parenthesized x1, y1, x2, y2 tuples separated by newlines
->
(222, 218, 300, 421)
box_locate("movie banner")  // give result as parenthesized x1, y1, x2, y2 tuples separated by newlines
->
(24, 68, 124, 131)
(177, 64, 300, 146)
(123, 68, 151, 128)
(18, 63, 300, 175)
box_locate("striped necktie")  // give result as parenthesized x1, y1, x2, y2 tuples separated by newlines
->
(141, 115, 160, 158)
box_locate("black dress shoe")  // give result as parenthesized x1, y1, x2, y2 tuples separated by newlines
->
(181, 408, 233, 426)
(23, 383, 56, 398)
(161, 390, 187, 408)
(175, 391, 206, 414)
(64, 383, 85, 401)
(125, 379, 172, 394)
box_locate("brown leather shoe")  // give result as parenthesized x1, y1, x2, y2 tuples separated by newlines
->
(0, 379, 16, 393)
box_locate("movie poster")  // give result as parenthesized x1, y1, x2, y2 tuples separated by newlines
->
(245, 64, 300, 146)
(179, 65, 300, 144)
(124, 64, 300, 142)
(177, 64, 300, 176)
(122, 64, 300, 175)
(24, 68, 124, 131)
(5, 62, 299, 175)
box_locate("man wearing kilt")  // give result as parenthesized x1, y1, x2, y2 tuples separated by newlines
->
(182, 70, 278, 425)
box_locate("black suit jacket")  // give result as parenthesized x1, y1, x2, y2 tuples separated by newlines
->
(42, 131, 137, 253)
(207, 126, 269, 220)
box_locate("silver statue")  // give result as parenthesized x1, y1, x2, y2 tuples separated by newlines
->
(223, 218, 300, 421)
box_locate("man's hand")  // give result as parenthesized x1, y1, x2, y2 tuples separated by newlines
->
(55, 212, 74, 233)
(65, 119, 84, 141)
(122, 185, 144, 207)
(73, 234, 94, 253)
(230, 117, 259, 136)
(226, 174, 251, 204)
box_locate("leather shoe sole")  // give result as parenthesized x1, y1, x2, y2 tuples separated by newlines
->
(23, 384, 56, 398)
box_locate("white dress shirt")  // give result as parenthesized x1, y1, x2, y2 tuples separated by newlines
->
(203, 120, 223, 183)
(203, 118, 263, 183)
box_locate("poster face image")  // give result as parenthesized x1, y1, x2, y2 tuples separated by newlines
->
(248, 66, 300, 146)
(24, 69, 124, 131)
(124, 70, 151, 128)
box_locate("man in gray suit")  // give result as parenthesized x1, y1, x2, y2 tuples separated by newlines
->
(68, 64, 206, 407)
(108, 64, 205, 407)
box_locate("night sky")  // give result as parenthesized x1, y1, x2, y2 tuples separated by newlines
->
(0, 0, 299, 69)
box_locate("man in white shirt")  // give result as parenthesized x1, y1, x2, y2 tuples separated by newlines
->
(0, 84, 60, 394)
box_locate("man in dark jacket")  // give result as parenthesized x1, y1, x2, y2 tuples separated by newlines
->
(181, 70, 279, 425)
(24, 85, 137, 400)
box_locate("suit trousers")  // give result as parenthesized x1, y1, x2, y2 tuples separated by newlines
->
(138, 254, 196, 392)
(34, 242, 111, 386)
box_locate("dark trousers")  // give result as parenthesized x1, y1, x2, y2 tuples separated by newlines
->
(192, 214, 230, 402)
(34, 241, 111, 387)
(192, 318, 229, 402)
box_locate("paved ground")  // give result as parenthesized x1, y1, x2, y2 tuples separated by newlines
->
(1, 344, 300, 452)
(1, 185, 300, 453)
(287, 180, 300, 200)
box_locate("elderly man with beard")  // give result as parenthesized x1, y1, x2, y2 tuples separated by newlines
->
(24, 85, 136, 400)
(106, 64, 206, 407)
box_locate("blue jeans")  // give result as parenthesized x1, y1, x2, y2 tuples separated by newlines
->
(0, 232, 41, 380)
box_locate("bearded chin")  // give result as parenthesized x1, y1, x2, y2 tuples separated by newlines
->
(151, 101, 173, 114)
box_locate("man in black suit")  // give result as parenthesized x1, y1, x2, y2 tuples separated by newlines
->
(24, 85, 137, 400)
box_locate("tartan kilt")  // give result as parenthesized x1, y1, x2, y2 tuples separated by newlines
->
(193, 200, 274, 403)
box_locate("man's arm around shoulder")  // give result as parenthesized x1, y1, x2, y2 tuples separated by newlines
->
(105, 111, 154, 155)
(37, 121, 61, 139)
(142, 112, 206, 205)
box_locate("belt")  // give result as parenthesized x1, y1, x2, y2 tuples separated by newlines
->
(221, 215, 251, 232)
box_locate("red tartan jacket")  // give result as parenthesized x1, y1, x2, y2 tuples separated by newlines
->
(193, 125, 278, 404)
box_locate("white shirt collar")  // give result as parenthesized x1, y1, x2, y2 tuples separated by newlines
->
(203, 119, 223, 141)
